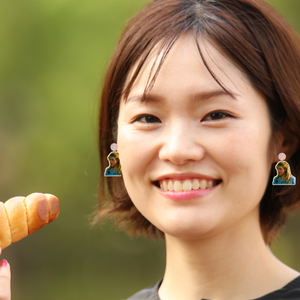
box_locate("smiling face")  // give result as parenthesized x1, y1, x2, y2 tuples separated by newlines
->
(117, 34, 273, 240)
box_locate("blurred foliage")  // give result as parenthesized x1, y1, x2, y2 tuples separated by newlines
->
(0, 0, 299, 299)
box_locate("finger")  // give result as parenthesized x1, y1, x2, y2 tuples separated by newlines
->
(0, 259, 11, 300)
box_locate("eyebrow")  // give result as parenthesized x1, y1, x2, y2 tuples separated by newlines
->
(126, 89, 239, 104)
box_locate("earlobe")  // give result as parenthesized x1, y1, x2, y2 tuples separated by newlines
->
(272, 129, 299, 163)
(281, 139, 299, 161)
(271, 131, 285, 163)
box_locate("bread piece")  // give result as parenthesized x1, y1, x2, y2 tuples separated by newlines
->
(0, 193, 59, 250)
(5, 197, 27, 243)
(45, 194, 60, 223)
(0, 202, 11, 249)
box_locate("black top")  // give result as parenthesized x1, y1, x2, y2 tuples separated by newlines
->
(126, 276, 300, 300)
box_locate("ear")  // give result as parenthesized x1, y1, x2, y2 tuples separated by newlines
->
(272, 129, 298, 163)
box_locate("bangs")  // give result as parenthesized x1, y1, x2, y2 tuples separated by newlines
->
(122, 31, 181, 103)
(122, 26, 237, 104)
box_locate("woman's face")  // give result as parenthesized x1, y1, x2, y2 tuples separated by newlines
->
(110, 158, 117, 167)
(117, 34, 273, 240)
(277, 167, 285, 176)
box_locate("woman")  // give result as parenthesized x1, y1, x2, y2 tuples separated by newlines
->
(273, 161, 296, 185)
(96, 0, 300, 299)
(1, 0, 300, 299)
(104, 152, 122, 176)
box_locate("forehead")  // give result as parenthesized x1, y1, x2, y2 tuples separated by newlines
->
(122, 33, 250, 103)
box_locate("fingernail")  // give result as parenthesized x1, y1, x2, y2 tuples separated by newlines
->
(0, 259, 7, 267)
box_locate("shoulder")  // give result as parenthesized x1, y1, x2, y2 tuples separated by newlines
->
(289, 175, 296, 184)
(104, 167, 111, 175)
(255, 275, 300, 300)
(126, 279, 162, 300)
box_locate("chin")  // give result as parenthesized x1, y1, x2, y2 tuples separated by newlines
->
(156, 215, 219, 240)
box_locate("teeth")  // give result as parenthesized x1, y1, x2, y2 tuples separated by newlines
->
(183, 180, 192, 191)
(158, 178, 218, 192)
(192, 179, 200, 190)
(200, 179, 207, 190)
(174, 181, 182, 192)
(168, 180, 174, 191)
(163, 180, 168, 192)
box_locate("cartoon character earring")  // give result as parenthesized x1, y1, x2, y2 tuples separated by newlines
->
(104, 143, 122, 177)
(272, 153, 296, 185)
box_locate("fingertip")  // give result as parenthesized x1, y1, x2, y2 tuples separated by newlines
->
(0, 259, 11, 281)
(0, 258, 11, 300)
(0, 260, 8, 268)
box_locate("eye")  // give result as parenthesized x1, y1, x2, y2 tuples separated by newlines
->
(202, 111, 234, 121)
(133, 114, 161, 123)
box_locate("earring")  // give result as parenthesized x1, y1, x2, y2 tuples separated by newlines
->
(272, 153, 296, 185)
(278, 152, 286, 161)
(104, 143, 122, 177)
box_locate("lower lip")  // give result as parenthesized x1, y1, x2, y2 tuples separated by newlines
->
(157, 184, 219, 201)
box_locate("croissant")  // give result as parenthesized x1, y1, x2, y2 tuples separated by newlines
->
(0, 193, 59, 249)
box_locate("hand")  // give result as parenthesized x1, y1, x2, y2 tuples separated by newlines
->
(0, 248, 11, 300)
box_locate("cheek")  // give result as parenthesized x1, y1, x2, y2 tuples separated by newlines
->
(118, 129, 156, 189)
(210, 124, 271, 190)
(216, 128, 271, 209)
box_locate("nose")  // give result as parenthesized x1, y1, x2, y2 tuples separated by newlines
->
(158, 122, 205, 165)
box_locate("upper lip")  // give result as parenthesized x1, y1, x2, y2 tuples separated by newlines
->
(153, 173, 221, 182)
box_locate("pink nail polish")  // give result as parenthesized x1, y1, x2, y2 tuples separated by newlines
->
(0, 259, 7, 267)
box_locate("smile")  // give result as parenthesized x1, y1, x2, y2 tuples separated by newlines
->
(153, 178, 222, 201)
(158, 178, 220, 192)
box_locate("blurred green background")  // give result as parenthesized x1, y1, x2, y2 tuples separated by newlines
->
(0, 0, 299, 299)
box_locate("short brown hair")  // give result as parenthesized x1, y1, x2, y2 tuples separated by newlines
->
(95, 0, 300, 245)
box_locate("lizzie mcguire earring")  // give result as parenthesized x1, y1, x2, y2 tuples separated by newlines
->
(104, 143, 122, 177)
(272, 153, 296, 185)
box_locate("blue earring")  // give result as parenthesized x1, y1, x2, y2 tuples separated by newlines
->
(272, 153, 296, 185)
(104, 143, 122, 177)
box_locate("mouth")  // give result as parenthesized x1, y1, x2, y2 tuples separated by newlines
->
(153, 178, 222, 192)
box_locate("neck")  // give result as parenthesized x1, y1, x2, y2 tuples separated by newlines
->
(159, 212, 298, 300)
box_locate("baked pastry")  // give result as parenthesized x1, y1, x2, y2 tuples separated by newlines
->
(0, 193, 59, 249)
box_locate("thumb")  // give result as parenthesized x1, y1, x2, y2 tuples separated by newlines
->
(0, 248, 11, 300)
